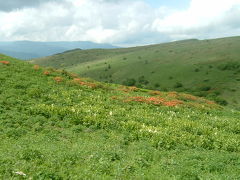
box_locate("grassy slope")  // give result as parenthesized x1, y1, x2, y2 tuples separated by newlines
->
(1, 55, 240, 179)
(32, 37, 240, 109)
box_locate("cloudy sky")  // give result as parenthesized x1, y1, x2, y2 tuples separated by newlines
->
(0, 0, 240, 46)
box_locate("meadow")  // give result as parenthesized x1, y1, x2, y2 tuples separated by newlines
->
(1, 54, 240, 179)
(32, 36, 240, 109)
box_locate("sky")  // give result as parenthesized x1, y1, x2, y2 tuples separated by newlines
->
(0, 0, 240, 46)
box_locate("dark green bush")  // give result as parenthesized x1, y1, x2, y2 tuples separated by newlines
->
(123, 78, 136, 86)
(174, 82, 183, 88)
(199, 86, 211, 91)
(194, 68, 200, 72)
(218, 62, 240, 71)
(138, 76, 149, 85)
(154, 83, 160, 88)
(215, 98, 228, 106)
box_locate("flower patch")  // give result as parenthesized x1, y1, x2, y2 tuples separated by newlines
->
(0, 61, 10, 65)
(43, 71, 51, 76)
(149, 90, 162, 96)
(123, 96, 183, 107)
(33, 65, 40, 70)
(54, 76, 63, 83)
(72, 78, 97, 88)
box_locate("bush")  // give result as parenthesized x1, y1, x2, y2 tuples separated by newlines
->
(123, 78, 136, 86)
(174, 82, 183, 88)
(192, 91, 208, 97)
(199, 86, 211, 91)
(215, 97, 228, 106)
(194, 68, 200, 72)
(138, 76, 149, 85)
(154, 83, 160, 88)
(218, 62, 240, 71)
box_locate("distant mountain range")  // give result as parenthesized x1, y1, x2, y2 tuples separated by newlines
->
(0, 41, 119, 59)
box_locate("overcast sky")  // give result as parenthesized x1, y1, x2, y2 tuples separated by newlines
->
(0, 0, 240, 46)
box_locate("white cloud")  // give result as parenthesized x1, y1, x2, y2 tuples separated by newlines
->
(152, 0, 240, 40)
(0, 0, 240, 46)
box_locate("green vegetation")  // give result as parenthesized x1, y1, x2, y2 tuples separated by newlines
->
(1, 55, 240, 179)
(32, 36, 240, 109)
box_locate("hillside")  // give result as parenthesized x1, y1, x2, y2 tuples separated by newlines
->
(0, 41, 118, 60)
(1, 54, 240, 179)
(32, 36, 240, 109)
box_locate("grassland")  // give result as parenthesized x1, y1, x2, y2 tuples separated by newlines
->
(1, 54, 240, 179)
(32, 36, 240, 109)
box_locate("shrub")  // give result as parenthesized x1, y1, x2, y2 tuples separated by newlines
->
(199, 86, 211, 91)
(138, 76, 149, 85)
(192, 91, 208, 97)
(194, 68, 200, 72)
(123, 78, 136, 86)
(218, 62, 240, 71)
(154, 83, 160, 88)
(215, 97, 228, 106)
(174, 82, 183, 88)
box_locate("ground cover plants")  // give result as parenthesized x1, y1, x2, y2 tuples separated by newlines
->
(1, 54, 240, 179)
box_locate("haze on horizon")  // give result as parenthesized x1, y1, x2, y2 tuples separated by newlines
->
(0, 0, 240, 47)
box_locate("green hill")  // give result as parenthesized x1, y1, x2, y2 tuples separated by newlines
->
(1, 54, 240, 179)
(32, 36, 240, 109)
(0, 41, 119, 60)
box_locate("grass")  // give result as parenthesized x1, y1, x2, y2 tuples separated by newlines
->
(1, 54, 240, 179)
(32, 36, 240, 109)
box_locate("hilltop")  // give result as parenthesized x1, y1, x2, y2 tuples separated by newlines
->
(1, 54, 240, 179)
(32, 36, 240, 109)
(0, 41, 118, 60)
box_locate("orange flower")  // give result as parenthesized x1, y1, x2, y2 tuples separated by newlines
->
(73, 78, 82, 82)
(70, 73, 78, 78)
(168, 91, 178, 98)
(54, 77, 63, 83)
(33, 65, 40, 70)
(43, 71, 50, 75)
(149, 91, 162, 96)
(163, 100, 183, 107)
(111, 96, 118, 100)
(206, 100, 216, 105)
(128, 86, 138, 91)
(73, 79, 97, 88)
(146, 97, 165, 104)
(0, 61, 10, 65)
(181, 94, 198, 101)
